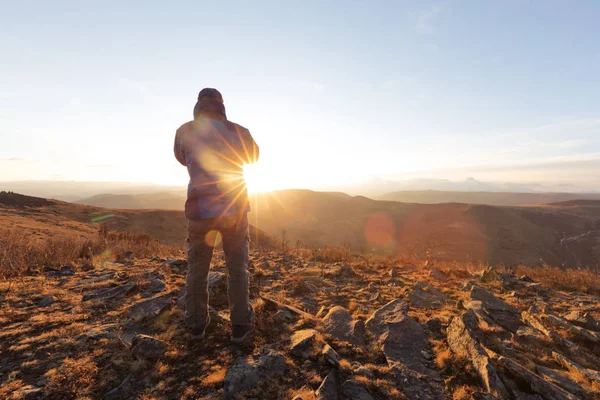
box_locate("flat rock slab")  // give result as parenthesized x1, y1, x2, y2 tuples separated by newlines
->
(83, 282, 137, 302)
(224, 349, 286, 399)
(321, 343, 341, 366)
(366, 299, 446, 399)
(469, 287, 523, 333)
(315, 372, 338, 400)
(289, 329, 318, 358)
(82, 323, 119, 341)
(407, 281, 448, 309)
(131, 334, 168, 361)
(536, 365, 586, 398)
(128, 292, 174, 321)
(563, 310, 600, 332)
(341, 380, 374, 400)
(447, 310, 509, 399)
(491, 354, 579, 400)
(322, 306, 365, 345)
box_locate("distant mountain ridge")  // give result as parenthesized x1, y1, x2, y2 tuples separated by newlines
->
(380, 190, 600, 206)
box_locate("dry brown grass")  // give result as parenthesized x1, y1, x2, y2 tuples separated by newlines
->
(0, 225, 180, 278)
(515, 264, 600, 295)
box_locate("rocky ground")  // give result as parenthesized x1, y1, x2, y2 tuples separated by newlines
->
(1, 251, 600, 399)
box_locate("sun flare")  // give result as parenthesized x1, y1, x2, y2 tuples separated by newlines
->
(244, 164, 278, 193)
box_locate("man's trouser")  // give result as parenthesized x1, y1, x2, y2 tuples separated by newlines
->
(184, 213, 253, 329)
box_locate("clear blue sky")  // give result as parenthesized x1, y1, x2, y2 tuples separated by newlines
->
(1, 0, 599, 192)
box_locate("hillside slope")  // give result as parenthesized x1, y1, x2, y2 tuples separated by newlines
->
(68, 189, 600, 267)
(0, 192, 275, 249)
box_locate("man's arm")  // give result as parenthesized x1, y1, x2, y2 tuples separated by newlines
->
(174, 129, 187, 166)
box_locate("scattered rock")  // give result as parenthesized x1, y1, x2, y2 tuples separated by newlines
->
(407, 281, 448, 309)
(147, 278, 166, 293)
(428, 267, 449, 282)
(83, 323, 118, 341)
(83, 282, 137, 302)
(366, 299, 446, 399)
(321, 343, 341, 367)
(425, 317, 443, 338)
(477, 267, 499, 283)
(536, 365, 586, 398)
(563, 310, 600, 332)
(300, 297, 319, 314)
(322, 306, 365, 345)
(447, 310, 509, 399)
(289, 329, 318, 358)
(468, 286, 523, 333)
(208, 271, 226, 294)
(353, 363, 374, 379)
(128, 292, 173, 321)
(520, 274, 534, 283)
(104, 374, 133, 400)
(341, 380, 375, 400)
(540, 312, 600, 343)
(223, 349, 286, 398)
(274, 309, 294, 324)
(131, 334, 168, 361)
(491, 354, 578, 400)
(368, 292, 380, 302)
(37, 296, 55, 307)
(315, 306, 327, 318)
(305, 282, 319, 293)
(553, 351, 600, 382)
(315, 372, 338, 400)
(338, 264, 359, 278)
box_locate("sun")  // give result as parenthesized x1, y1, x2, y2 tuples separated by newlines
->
(244, 164, 278, 193)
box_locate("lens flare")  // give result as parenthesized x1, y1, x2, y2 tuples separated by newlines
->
(204, 230, 222, 247)
(364, 213, 395, 245)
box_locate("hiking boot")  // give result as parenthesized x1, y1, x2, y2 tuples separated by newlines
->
(191, 314, 211, 341)
(231, 324, 254, 344)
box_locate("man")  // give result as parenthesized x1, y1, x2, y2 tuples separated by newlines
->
(174, 88, 259, 343)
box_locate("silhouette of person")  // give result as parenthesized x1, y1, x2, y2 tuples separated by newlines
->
(174, 88, 259, 343)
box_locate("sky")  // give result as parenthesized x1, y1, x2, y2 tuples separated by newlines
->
(1, 0, 600, 193)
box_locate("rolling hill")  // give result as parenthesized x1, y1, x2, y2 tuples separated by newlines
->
(0, 192, 275, 249)
(69, 189, 600, 268)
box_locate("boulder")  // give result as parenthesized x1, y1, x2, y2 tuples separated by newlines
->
(37, 296, 55, 307)
(147, 278, 166, 293)
(408, 281, 448, 309)
(104, 374, 133, 400)
(447, 310, 509, 399)
(563, 310, 600, 332)
(128, 292, 174, 321)
(315, 372, 338, 400)
(491, 354, 578, 400)
(274, 309, 294, 324)
(321, 343, 341, 367)
(131, 334, 168, 361)
(289, 329, 318, 358)
(366, 299, 446, 399)
(83, 282, 137, 302)
(536, 365, 586, 398)
(223, 349, 286, 398)
(341, 380, 374, 400)
(469, 287, 523, 333)
(428, 267, 449, 282)
(322, 306, 365, 345)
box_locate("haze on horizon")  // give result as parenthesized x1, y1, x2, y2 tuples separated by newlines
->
(2, 1, 600, 194)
